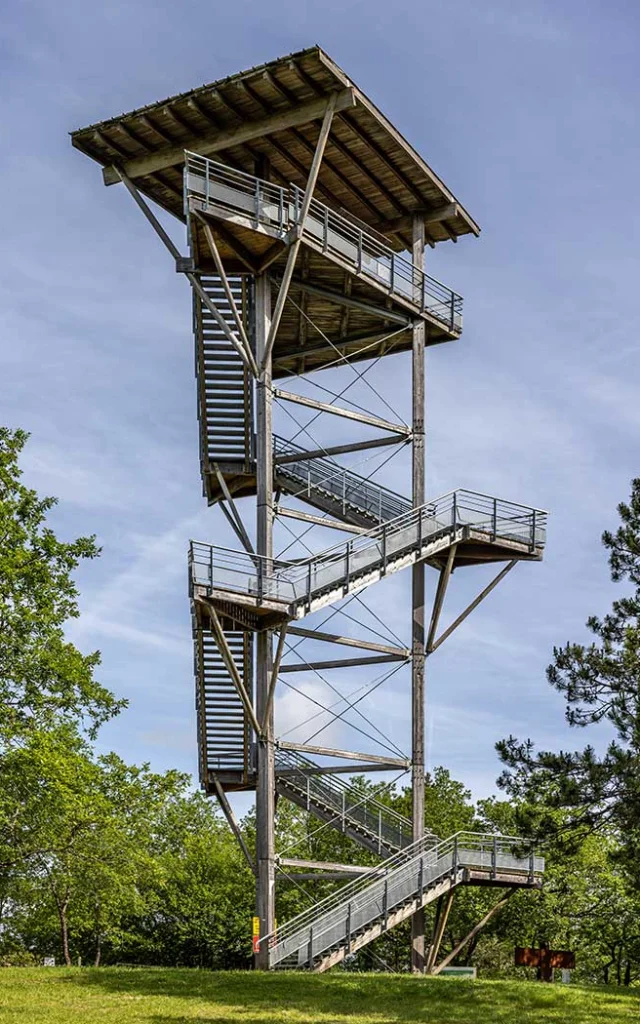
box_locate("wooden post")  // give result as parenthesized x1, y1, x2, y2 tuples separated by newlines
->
(254, 271, 275, 969)
(411, 213, 426, 973)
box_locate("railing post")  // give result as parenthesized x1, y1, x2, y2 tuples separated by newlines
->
(357, 229, 363, 273)
(323, 206, 329, 253)
(450, 290, 455, 329)
(306, 775, 310, 811)
(491, 837, 497, 880)
(279, 187, 284, 232)
(452, 492, 458, 532)
(342, 472, 346, 515)
(346, 903, 352, 954)
(452, 837, 459, 878)
(307, 926, 314, 968)
(382, 878, 389, 930)
(528, 846, 535, 885)
(418, 856, 424, 898)
(306, 560, 312, 612)
(492, 498, 497, 542)
(344, 541, 351, 595)
(209, 545, 214, 590)
(381, 522, 387, 575)
(341, 790, 346, 832)
(205, 158, 210, 207)
(531, 509, 537, 552)
(307, 465, 311, 498)
(378, 809, 382, 855)
(254, 177, 260, 224)
(390, 253, 395, 294)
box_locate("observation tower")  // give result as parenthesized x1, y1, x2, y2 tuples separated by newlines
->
(72, 47, 547, 973)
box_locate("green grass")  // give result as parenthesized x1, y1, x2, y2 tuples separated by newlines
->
(0, 968, 637, 1023)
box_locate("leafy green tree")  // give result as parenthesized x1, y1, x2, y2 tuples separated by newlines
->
(497, 479, 640, 879)
(0, 428, 123, 738)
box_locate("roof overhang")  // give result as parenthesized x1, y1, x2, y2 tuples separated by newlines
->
(71, 46, 480, 250)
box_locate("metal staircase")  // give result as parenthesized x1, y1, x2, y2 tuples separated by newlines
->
(194, 274, 253, 494)
(275, 748, 426, 858)
(264, 832, 544, 971)
(193, 621, 253, 789)
(274, 436, 410, 530)
(190, 489, 547, 629)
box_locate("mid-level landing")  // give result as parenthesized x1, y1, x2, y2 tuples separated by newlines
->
(190, 488, 547, 632)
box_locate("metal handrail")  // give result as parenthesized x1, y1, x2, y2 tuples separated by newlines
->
(263, 830, 544, 967)
(275, 748, 421, 855)
(189, 487, 548, 609)
(184, 151, 464, 332)
(273, 435, 409, 524)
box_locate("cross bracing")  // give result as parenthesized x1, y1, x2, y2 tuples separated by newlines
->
(72, 47, 548, 973)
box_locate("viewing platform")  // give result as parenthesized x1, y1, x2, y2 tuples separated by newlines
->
(189, 489, 547, 631)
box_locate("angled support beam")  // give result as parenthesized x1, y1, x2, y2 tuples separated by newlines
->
(272, 389, 411, 436)
(213, 464, 255, 556)
(115, 168, 259, 377)
(275, 505, 368, 535)
(278, 653, 406, 673)
(260, 624, 288, 734)
(195, 215, 252, 354)
(425, 887, 455, 973)
(286, 625, 409, 658)
(274, 434, 408, 466)
(260, 93, 338, 374)
(431, 889, 515, 975)
(212, 775, 256, 875)
(426, 543, 457, 653)
(278, 857, 374, 875)
(277, 741, 409, 768)
(276, 762, 405, 776)
(429, 560, 518, 654)
(202, 602, 262, 738)
(280, 277, 411, 325)
(103, 88, 356, 184)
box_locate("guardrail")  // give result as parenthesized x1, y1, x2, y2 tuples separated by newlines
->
(185, 151, 463, 332)
(189, 488, 548, 613)
(275, 747, 417, 856)
(264, 830, 544, 968)
(273, 434, 410, 524)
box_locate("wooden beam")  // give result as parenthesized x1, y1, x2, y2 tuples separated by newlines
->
(372, 205, 460, 236)
(195, 215, 252, 353)
(260, 624, 288, 734)
(103, 89, 356, 185)
(425, 887, 455, 973)
(278, 654, 405, 672)
(278, 857, 375, 875)
(114, 168, 258, 376)
(212, 775, 256, 875)
(429, 560, 517, 654)
(272, 388, 411, 436)
(431, 890, 515, 975)
(277, 741, 408, 767)
(425, 544, 457, 653)
(284, 278, 410, 325)
(274, 434, 408, 466)
(286, 626, 409, 658)
(202, 602, 262, 737)
(275, 505, 368, 535)
(260, 93, 338, 373)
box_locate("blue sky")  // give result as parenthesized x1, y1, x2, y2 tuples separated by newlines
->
(2, 0, 639, 809)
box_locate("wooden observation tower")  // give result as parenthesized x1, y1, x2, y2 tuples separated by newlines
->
(72, 47, 548, 973)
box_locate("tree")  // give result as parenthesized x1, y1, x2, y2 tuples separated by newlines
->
(497, 479, 640, 880)
(0, 427, 123, 739)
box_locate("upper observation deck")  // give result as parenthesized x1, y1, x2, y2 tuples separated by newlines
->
(184, 154, 463, 365)
(71, 47, 479, 246)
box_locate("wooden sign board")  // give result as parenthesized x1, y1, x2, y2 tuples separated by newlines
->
(515, 947, 575, 970)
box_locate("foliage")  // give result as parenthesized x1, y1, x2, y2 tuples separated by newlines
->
(497, 479, 640, 879)
(0, 428, 123, 738)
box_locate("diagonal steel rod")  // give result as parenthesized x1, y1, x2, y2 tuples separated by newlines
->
(202, 602, 262, 737)
(429, 559, 518, 654)
(194, 213, 253, 355)
(260, 623, 288, 734)
(212, 774, 256, 875)
(426, 543, 457, 653)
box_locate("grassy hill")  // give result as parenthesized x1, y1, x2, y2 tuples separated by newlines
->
(0, 968, 637, 1023)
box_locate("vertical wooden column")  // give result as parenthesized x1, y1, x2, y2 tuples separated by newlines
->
(254, 271, 275, 969)
(411, 214, 426, 973)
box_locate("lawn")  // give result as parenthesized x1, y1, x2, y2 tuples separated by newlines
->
(0, 968, 637, 1023)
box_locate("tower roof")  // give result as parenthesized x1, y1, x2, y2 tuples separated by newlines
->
(71, 46, 479, 250)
